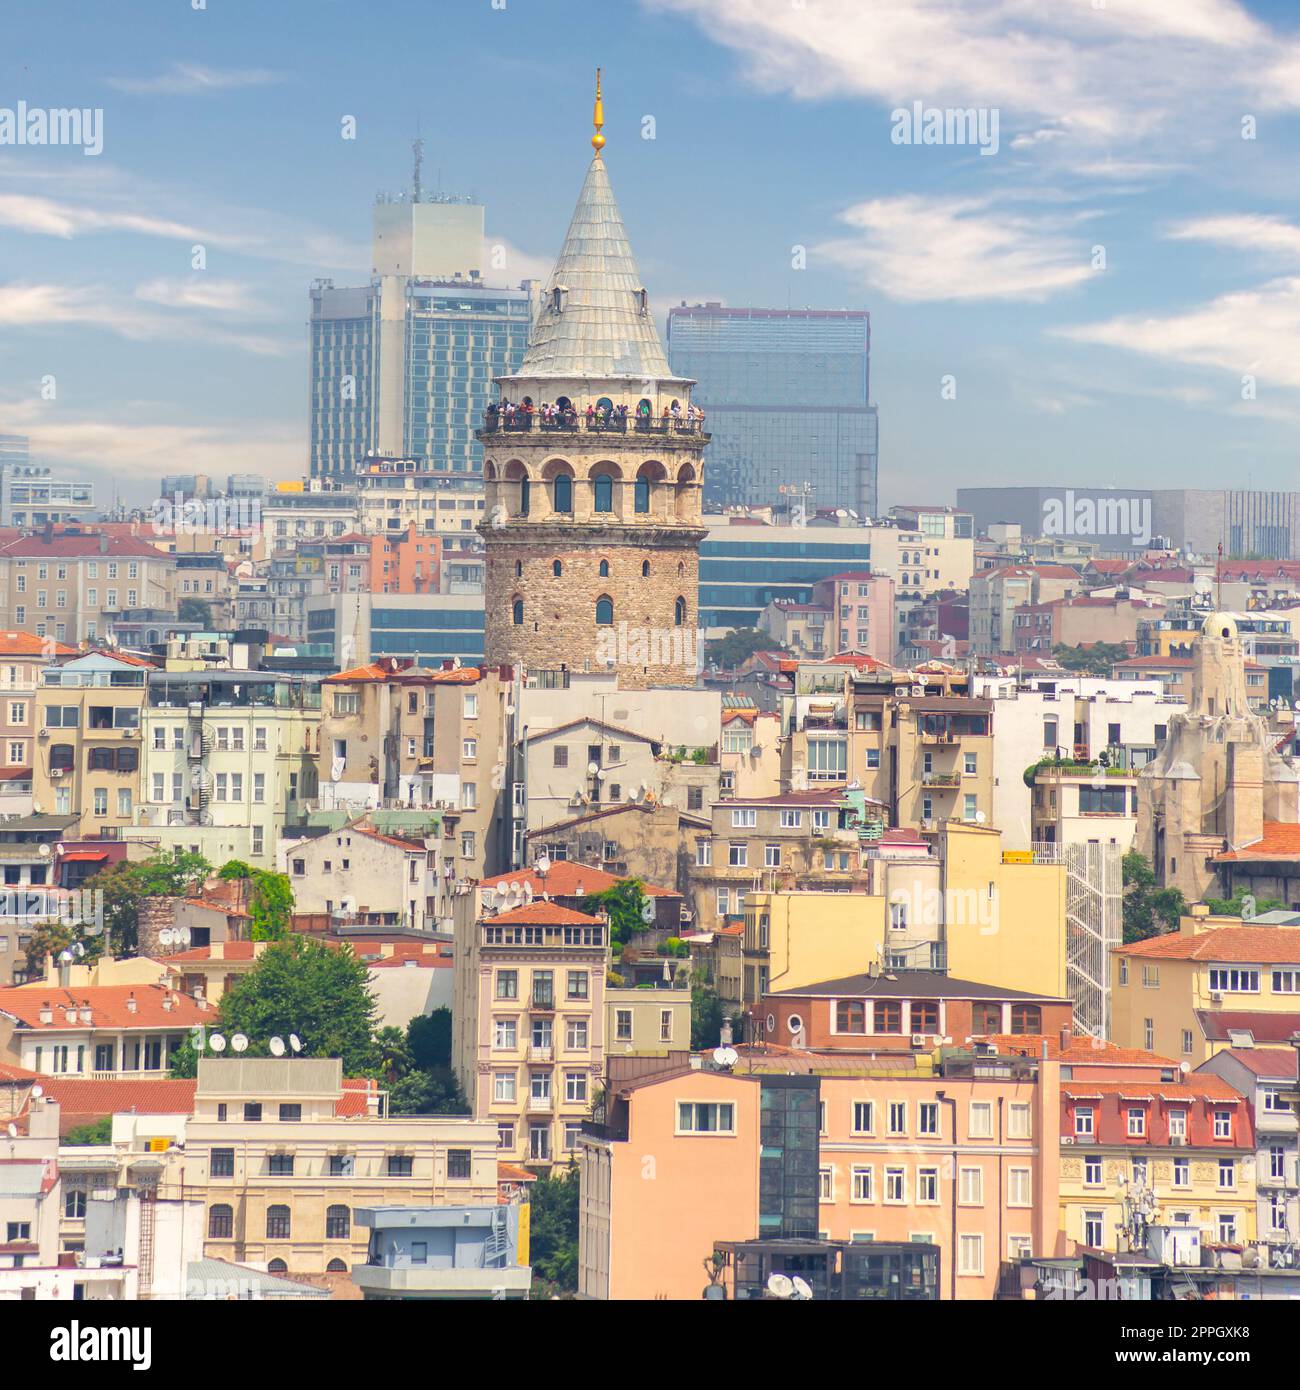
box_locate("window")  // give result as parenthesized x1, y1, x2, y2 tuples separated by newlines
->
(387, 1155, 414, 1177)
(278, 1104, 301, 1122)
(552, 745, 569, 768)
(1208, 968, 1259, 993)
(1009, 1004, 1041, 1034)
(512, 598, 524, 625)
(448, 1149, 473, 1180)
(1214, 1110, 1232, 1140)
(884, 1168, 906, 1203)
(329, 1153, 354, 1177)
(677, 1102, 735, 1134)
(497, 1123, 515, 1150)
(266, 1205, 291, 1239)
(1217, 1213, 1237, 1243)
(918, 1102, 938, 1136)
(598, 559, 609, 577)
(779, 809, 802, 829)
(208, 1204, 232, 1239)
(695, 839, 712, 866)
(1119, 958, 1128, 985)
(1217, 1158, 1235, 1190)
(1008, 1167, 1032, 1207)
(852, 1101, 874, 1134)
(851, 1166, 874, 1202)
(836, 1001, 865, 1034)
(494, 1072, 517, 1103)
(1008, 1102, 1031, 1138)
(494, 1019, 517, 1049)
(731, 808, 756, 828)
(243, 1103, 262, 1122)
(496, 969, 518, 1000)
(728, 842, 748, 868)
(325, 1205, 350, 1239)
(64, 1188, 86, 1219)
(210, 1148, 235, 1177)
(1082, 1212, 1104, 1248)
(565, 1073, 588, 1104)
(959, 1167, 984, 1206)
(593, 473, 614, 512)
(887, 1100, 907, 1135)
(566, 1018, 588, 1050)
(917, 1167, 939, 1203)
(1168, 1109, 1187, 1138)
(615, 1009, 633, 1042)
(1181, 1029, 1194, 1055)
(1075, 1106, 1095, 1137)
(969, 1101, 993, 1138)
(529, 1125, 551, 1161)
(819, 1166, 834, 1202)
(1173, 1156, 1190, 1188)
(595, 596, 614, 626)
(566, 969, 588, 1000)
(764, 843, 781, 868)
(1272, 969, 1300, 993)
(1127, 1107, 1146, 1137)
(268, 1153, 294, 1176)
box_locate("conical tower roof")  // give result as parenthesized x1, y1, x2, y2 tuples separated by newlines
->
(516, 153, 675, 381)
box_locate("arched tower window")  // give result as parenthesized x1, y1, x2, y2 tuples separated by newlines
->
(642, 560, 650, 577)
(515, 560, 523, 578)
(599, 559, 610, 577)
(519, 478, 530, 515)
(553, 473, 573, 513)
(512, 598, 524, 625)
(634, 477, 650, 513)
(553, 560, 563, 577)
(675, 596, 687, 627)
(593, 472, 614, 513)
(596, 596, 614, 626)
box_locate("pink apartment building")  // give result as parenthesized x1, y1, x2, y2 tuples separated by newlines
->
(578, 1044, 1063, 1300)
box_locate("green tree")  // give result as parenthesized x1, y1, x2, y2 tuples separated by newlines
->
(1122, 850, 1186, 943)
(218, 861, 293, 940)
(63, 1116, 112, 1146)
(217, 936, 378, 1073)
(178, 597, 213, 627)
(1051, 642, 1131, 677)
(528, 1166, 579, 1295)
(1204, 890, 1287, 919)
(583, 878, 653, 949)
(407, 1009, 452, 1072)
(23, 917, 89, 977)
(690, 972, 725, 1050)
(375, 1026, 413, 1084)
(85, 849, 214, 957)
(705, 627, 783, 669)
(169, 1033, 201, 1079)
(386, 1066, 468, 1116)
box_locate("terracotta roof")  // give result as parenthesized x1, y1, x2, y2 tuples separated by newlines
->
(0, 1060, 41, 1083)
(1115, 926, 1300, 964)
(1213, 822, 1300, 862)
(0, 984, 212, 1030)
(1218, 1048, 1298, 1079)
(367, 954, 453, 969)
(163, 942, 259, 963)
(336, 1077, 375, 1117)
(0, 632, 77, 657)
(722, 787, 882, 808)
(975, 1034, 1176, 1066)
(0, 535, 167, 560)
(38, 1077, 197, 1126)
(0, 767, 32, 782)
(497, 1161, 537, 1184)
(1196, 1010, 1300, 1044)
(1059, 1077, 1244, 1102)
(479, 860, 677, 898)
(487, 901, 604, 927)
(353, 824, 429, 852)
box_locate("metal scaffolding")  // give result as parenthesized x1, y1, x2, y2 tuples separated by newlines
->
(1033, 840, 1121, 1040)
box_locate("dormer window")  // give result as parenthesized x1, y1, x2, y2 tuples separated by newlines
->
(635, 287, 648, 315)
(552, 286, 568, 314)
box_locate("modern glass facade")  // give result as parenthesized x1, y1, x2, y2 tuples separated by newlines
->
(758, 1076, 821, 1240)
(309, 281, 533, 479)
(667, 307, 878, 516)
(700, 528, 873, 630)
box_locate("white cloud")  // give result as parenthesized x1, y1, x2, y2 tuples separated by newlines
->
(0, 193, 202, 241)
(817, 195, 1095, 303)
(1056, 276, 1300, 390)
(648, 0, 1300, 151)
(134, 278, 262, 314)
(106, 63, 284, 95)
(1168, 213, 1300, 262)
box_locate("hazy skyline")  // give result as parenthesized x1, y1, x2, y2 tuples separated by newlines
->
(4, 0, 1300, 510)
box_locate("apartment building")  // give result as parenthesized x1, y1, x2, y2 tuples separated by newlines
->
(187, 1057, 500, 1277)
(453, 896, 608, 1169)
(1112, 918, 1300, 1064)
(1031, 764, 1139, 851)
(578, 1045, 1061, 1301)
(1012, 594, 1164, 658)
(1198, 1044, 1300, 1255)
(0, 983, 211, 1078)
(32, 652, 150, 836)
(809, 572, 895, 663)
(1113, 653, 1269, 705)
(0, 533, 175, 644)
(0, 633, 75, 817)
(1058, 1063, 1255, 1253)
(969, 565, 1078, 657)
(136, 664, 321, 866)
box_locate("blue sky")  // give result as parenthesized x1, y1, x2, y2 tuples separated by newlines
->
(4, 0, 1300, 510)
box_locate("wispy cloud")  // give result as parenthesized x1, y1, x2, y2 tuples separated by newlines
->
(0, 193, 202, 241)
(106, 63, 284, 95)
(817, 195, 1096, 303)
(1168, 213, 1300, 263)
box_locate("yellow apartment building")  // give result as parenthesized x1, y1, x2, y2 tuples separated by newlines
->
(1111, 915, 1300, 1064)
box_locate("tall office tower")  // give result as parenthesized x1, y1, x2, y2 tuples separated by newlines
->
(0, 435, 28, 469)
(478, 76, 708, 689)
(666, 305, 878, 518)
(309, 147, 537, 479)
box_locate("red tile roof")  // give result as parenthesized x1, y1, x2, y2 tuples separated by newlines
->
(976, 1034, 1176, 1066)
(38, 1077, 197, 1125)
(0, 632, 77, 657)
(1213, 822, 1300, 862)
(337, 1077, 376, 1117)
(487, 901, 604, 927)
(479, 860, 677, 898)
(163, 942, 259, 963)
(0, 1060, 41, 1083)
(0, 984, 212, 1030)
(1115, 926, 1300, 964)
(1219, 1047, 1298, 1079)
(1196, 1010, 1300, 1044)
(0, 535, 168, 560)
(1059, 1076, 1245, 1102)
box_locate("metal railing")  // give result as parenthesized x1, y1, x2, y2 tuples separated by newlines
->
(482, 412, 705, 437)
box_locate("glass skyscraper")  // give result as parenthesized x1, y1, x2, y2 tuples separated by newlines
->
(666, 305, 878, 517)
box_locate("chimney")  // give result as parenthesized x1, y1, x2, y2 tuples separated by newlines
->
(78, 1004, 92, 1025)
(161, 993, 173, 1012)
(99, 533, 109, 554)
(720, 1017, 733, 1046)
(38, 1001, 52, 1025)
(126, 991, 137, 1014)
(1059, 1025, 1072, 1054)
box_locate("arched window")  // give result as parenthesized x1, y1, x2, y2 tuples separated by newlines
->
(596, 396, 614, 414)
(552, 560, 563, 577)
(553, 473, 573, 513)
(642, 560, 650, 577)
(677, 561, 685, 577)
(636, 397, 653, 418)
(598, 559, 610, 578)
(512, 599, 524, 626)
(515, 560, 523, 578)
(634, 477, 650, 514)
(519, 478, 530, 515)
(596, 596, 614, 626)
(266, 1205, 291, 1239)
(208, 1204, 232, 1239)
(325, 1205, 350, 1239)
(326, 1259, 348, 1273)
(675, 596, 687, 627)
(593, 472, 614, 513)
(268, 1259, 288, 1274)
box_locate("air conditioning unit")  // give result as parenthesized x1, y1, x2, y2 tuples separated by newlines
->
(1061, 1136, 1075, 1146)
(910, 1033, 926, 1047)
(1170, 1135, 1187, 1146)
(894, 686, 909, 697)
(50, 768, 64, 778)
(1210, 992, 1224, 1004)
(125, 728, 139, 738)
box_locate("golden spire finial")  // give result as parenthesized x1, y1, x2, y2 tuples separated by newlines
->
(592, 68, 606, 155)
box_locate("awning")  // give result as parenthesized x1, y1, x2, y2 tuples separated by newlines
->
(60, 850, 109, 862)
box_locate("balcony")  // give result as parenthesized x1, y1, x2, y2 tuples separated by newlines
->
(527, 1094, 553, 1114)
(922, 772, 960, 787)
(352, 1264, 531, 1300)
(529, 993, 555, 1014)
(527, 1043, 552, 1063)
(481, 409, 706, 438)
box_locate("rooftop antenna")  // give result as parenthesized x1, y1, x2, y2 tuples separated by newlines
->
(412, 133, 424, 204)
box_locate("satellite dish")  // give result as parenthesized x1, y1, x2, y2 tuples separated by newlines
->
(269, 1036, 286, 1057)
(974, 810, 987, 824)
(209, 1034, 226, 1053)
(30, 1085, 43, 1099)
(713, 1046, 739, 1069)
(230, 1034, 248, 1054)
(158, 928, 174, 946)
(178, 926, 191, 945)
(766, 1273, 794, 1300)
(535, 855, 550, 876)
(587, 761, 599, 776)
(289, 1034, 302, 1054)
(791, 1276, 813, 1301)
(38, 843, 50, 857)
